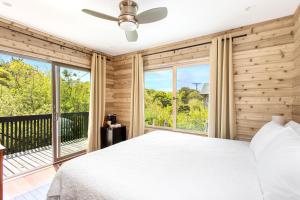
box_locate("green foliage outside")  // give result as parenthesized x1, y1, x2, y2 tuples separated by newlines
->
(145, 87, 209, 132)
(145, 89, 173, 127)
(176, 87, 209, 132)
(0, 58, 90, 117)
(59, 68, 90, 113)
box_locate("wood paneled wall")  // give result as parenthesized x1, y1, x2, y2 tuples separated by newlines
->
(0, 18, 94, 69)
(233, 16, 295, 140)
(110, 56, 133, 129)
(293, 5, 300, 122)
(105, 59, 115, 115)
(111, 13, 300, 140)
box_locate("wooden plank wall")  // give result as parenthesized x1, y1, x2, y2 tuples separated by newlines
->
(293, 5, 300, 122)
(233, 16, 295, 140)
(110, 55, 133, 129)
(0, 18, 93, 69)
(112, 14, 299, 140)
(106, 59, 117, 116)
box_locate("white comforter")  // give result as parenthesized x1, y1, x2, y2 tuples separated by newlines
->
(47, 131, 263, 200)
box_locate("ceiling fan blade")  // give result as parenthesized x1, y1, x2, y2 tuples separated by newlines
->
(82, 9, 118, 21)
(136, 7, 168, 24)
(125, 30, 138, 42)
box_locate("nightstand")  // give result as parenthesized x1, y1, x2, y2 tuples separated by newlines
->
(101, 126, 126, 148)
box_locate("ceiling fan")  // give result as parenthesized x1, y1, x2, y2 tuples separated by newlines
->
(82, 0, 168, 42)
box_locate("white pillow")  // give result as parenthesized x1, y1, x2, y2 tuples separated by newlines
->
(250, 121, 283, 159)
(285, 121, 300, 135)
(256, 127, 300, 200)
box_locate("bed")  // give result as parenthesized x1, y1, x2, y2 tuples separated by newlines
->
(47, 130, 263, 200)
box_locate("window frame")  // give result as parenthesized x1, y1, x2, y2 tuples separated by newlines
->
(144, 60, 210, 136)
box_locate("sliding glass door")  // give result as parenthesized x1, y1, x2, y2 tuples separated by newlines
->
(0, 51, 91, 178)
(144, 63, 210, 134)
(0, 52, 54, 179)
(53, 64, 90, 161)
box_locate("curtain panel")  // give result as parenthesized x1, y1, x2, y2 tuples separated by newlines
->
(208, 35, 236, 139)
(129, 54, 145, 138)
(87, 53, 106, 152)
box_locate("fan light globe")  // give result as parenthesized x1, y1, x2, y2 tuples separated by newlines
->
(119, 21, 138, 31)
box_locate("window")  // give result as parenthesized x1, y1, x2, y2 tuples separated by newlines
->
(144, 63, 209, 134)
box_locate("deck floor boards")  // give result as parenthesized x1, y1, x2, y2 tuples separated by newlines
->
(3, 139, 87, 179)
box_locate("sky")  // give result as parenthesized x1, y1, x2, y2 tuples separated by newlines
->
(0, 52, 51, 72)
(0, 52, 90, 82)
(145, 64, 210, 92)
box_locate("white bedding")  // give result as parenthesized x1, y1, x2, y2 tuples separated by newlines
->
(47, 131, 263, 200)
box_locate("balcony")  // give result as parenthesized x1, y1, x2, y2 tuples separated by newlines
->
(0, 112, 89, 179)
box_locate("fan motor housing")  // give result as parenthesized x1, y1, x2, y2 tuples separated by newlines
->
(118, 0, 139, 28)
(119, 0, 138, 13)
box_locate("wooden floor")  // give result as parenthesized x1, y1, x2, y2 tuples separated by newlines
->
(4, 164, 60, 200)
(3, 139, 87, 179)
(10, 182, 50, 200)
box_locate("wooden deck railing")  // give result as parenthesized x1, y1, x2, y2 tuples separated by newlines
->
(0, 112, 89, 155)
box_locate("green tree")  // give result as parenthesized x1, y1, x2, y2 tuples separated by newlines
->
(0, 59, 52, 116)
(144, 86, 208, 132)
(145, 89, 173, 127)
(0, 59, 90, 116)
(60, 69, 90, 113)
(0, 67, 11, 87)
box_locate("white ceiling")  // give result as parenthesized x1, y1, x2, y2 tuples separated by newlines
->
(0, 0, 299, 56)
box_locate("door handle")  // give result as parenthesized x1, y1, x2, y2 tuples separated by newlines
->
(54, 113, 60, 121)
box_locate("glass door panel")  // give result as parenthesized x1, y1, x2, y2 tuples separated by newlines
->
(144, 69, 173, 128)
(176, 64, 210, 132)
(54, 65, 90, 160)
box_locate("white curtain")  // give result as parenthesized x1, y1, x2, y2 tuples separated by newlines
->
(87, 53, 106, 152)
(208, 35, 236, 139)
(129, 54, 145, 138)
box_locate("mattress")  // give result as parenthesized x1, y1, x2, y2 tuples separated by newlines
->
(47, 130, 263, 200)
